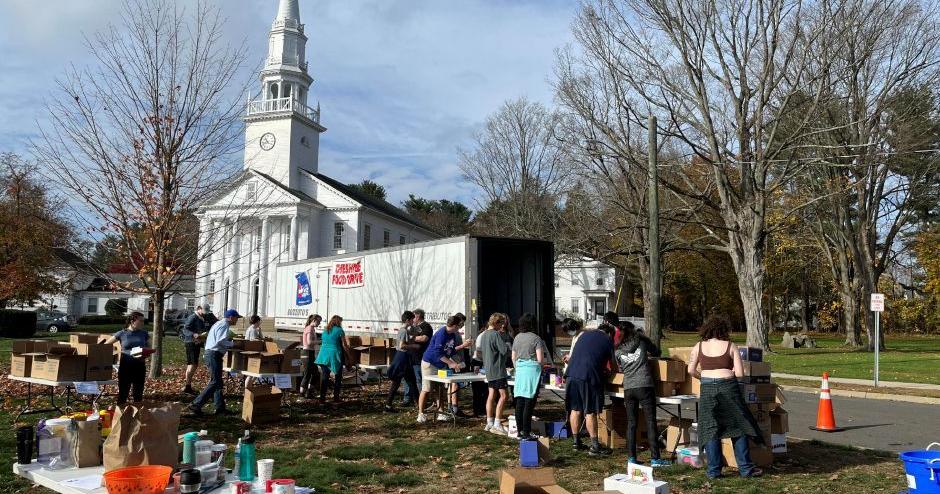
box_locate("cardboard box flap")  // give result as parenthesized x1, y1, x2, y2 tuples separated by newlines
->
(47, 344, 78, 355)
(281, 342, 300, 351)
(501, 467, 558, 488)
(264, 341, 281, 353)
(608, 373, 624, 386)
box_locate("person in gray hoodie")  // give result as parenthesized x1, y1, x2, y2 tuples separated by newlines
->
(614, 321, 670, 467)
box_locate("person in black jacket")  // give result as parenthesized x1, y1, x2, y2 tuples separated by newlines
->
(614, 321, 669, 466)
(181, 305, 207, 395)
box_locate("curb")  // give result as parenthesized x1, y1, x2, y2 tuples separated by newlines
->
(780, 385, 940, 405)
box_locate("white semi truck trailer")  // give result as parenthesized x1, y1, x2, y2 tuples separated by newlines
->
(272, 235, 555, 348)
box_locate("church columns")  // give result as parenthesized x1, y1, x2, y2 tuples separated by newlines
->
(289, 215, 299, 261)
(259, 217, 271, 316)
(197, 217, 212, 306)
(227, 221, 240, 310)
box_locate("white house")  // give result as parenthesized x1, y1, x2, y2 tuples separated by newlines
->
(554, 257, 618, 321)
(42, 249, 194, 320)
(196, 0, 438, 317)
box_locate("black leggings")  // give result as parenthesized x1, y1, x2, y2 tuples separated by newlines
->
(300, 350, 319, 396)
(318, 365, 342, 402)
(118, 354, 146, 404)
(386, 366, 418, 407)
(624, 386, 660, 459)
(514, 395, 538, 436)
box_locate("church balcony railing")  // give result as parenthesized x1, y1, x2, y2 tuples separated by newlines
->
(246, 97, 320, 123)
(272, 19, 304, 33)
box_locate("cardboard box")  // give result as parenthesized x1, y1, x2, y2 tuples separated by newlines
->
(245, 352, 282, 374)
(499, 467, 571, 494)
(651, 359, 687, 383)
(604, 465, 670, 494)
(598, 404, 646, 449)
(738, 347, 764, 362)
(356, 346, 388, 366)
(677, 376, 700, 395)
(11, 352, 42, 377)
(74, 343, 116, 381)
(770, 433, 787, 453)
(225, 350, 249, 371)
(668, 346, 694, 364)
(346, 336, 363, 348)
(770, 407, 789, 434)
(242, 385, 282, 425)
(385, 347, 397, 365)
(280, 345, 303, 373)
(655, 381, 678, 397)
(741, 383, 777, 404)
(86, 364, 114, 382)
(665, 418, 693, 452)
(69, 333, 102, 345)
(12, 340, 54, 354)
(741, 362, 771, 383)
(47, 343, 78, 355)
(231, 339, 265, 352)
(32, 354, 87, 382)
(721, 438, 773, 468)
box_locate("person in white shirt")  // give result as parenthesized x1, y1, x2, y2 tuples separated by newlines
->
(189, 309, 240, 416)
(245, 315, 264, 341)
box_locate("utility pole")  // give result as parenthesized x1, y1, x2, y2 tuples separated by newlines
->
(648, 115, 662, 348)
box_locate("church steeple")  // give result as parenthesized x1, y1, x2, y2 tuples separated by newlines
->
(243, 0, 325, 188)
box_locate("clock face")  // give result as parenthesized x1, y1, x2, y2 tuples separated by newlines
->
(260, 132, 276, 151)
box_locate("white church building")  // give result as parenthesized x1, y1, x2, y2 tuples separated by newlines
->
(196, 0, 438, 317)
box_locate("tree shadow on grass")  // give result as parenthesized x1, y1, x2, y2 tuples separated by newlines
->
(772, 439, 896, 476)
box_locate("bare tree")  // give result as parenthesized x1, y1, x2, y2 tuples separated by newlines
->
(460, 97, 571, 244)
(800, 0, 940, 349)
(564, 0, 842, 348)
(34, 0, 250, 377)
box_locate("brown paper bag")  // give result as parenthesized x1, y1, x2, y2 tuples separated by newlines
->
(69, 419, 102, 468)
(103, 403, 182, 470)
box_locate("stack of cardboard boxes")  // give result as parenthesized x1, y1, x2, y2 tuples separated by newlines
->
(348, 336, 397, 366)
(225, 339, 302, 375)
(10, 334, 115, 382)
(667, 345, 789, 468)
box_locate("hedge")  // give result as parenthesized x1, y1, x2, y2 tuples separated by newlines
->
(0, 310, 38, 338)
(104, 298, 128, 317)
(78, 315, 128, 325)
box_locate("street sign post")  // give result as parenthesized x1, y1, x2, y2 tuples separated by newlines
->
(870, 293, 885, 387)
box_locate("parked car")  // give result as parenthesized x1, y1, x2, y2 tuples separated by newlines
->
(35, 309, 77, 333)
(162, 309, 192, 336)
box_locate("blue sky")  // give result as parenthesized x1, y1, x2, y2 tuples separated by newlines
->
(0, 0, 578, 207)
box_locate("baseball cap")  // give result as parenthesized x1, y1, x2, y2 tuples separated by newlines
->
(223, 309, 242, 319)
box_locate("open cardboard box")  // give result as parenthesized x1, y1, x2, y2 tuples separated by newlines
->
(499, 467, 571, 494)
(651, 358, 687, 383)
(242, 385, 283, 424)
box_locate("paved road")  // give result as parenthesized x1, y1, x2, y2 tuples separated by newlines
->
(666, 389, 940, 453)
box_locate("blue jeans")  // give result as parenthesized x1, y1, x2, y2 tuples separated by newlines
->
(705, 435, 755, 478)
(402, 364, 421, 403)
(193, 350, 225, 412)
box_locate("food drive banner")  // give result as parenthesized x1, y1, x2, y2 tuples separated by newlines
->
(331, 258, 365, 288)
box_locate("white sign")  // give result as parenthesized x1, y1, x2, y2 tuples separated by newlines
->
(870, 293, 885, 312)
(273, 374, 293, 389)
(330, 257, 365, 288)
(73, 382, 100, 395)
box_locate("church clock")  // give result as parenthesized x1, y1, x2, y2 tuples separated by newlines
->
(260, 132, 276, 151)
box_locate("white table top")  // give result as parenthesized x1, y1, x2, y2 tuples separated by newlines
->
(13, 463, 230, 494)
(424, 373, 487, 384)
(7, 376, 118, 387)
(527, 381, 698, 404)
(358, 364, 388, 371)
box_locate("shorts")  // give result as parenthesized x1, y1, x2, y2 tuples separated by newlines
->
(565, 377, 605, 414)
(185, 342, 202, 365)
(487, 377, 509, 390)
(421, 361, 437, 393)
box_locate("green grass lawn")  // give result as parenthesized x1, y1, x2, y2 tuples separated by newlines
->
(662, 331, 940, 385)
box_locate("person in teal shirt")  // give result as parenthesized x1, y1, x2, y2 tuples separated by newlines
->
(315, 315, 351, 403)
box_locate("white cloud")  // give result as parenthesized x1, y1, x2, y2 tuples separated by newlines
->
(0, 0, 577, 207)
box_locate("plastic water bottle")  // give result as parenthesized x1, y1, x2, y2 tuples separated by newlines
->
(690, 422, 699, 448)
(233, 439, 241, 479)
(238, 430, 256, 481)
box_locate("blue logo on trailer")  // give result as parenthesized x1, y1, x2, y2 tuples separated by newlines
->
(295, 272, 312, 306)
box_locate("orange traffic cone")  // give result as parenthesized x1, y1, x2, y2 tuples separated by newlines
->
(809, 372, 844, 432)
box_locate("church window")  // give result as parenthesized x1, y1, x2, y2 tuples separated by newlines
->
(399, 234, 406, 246)
(383, 230, 391, 248)
(245, 181, 256, 201)
(270, 83, 279, 100)
(333, 222, 344, 250)
(284, 84, 292, 98)
(363, 223, 372, 250)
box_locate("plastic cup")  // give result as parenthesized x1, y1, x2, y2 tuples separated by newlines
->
(256, 459, 274, 483)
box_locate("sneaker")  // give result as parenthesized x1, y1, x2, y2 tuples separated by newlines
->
(452, 409, 470, 418)
(436, 413, 449, 422)
(213, 408, 233, 416)
(186, 404, 203, 417)
(384, 405, 398, 413)
(484, 423, 493, 432)
(183, 385, 197, 395)
(490, 425, 508, 436)
(651, 459, 672, 467)
(573, 441, 588, 451)
(416, 413, 428, 424)
(743, 468, 763, 478)
(588, 445, 613, 457)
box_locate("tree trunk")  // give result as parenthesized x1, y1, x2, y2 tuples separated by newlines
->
(800, 269, 811, 332)
(782, 288, 791, 334)
(149, 290, 165, 378)
(841, 285, 861, 347)
(728, 230, 769, 349)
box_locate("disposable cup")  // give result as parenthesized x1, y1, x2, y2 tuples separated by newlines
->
(256, 459, 274, 483)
